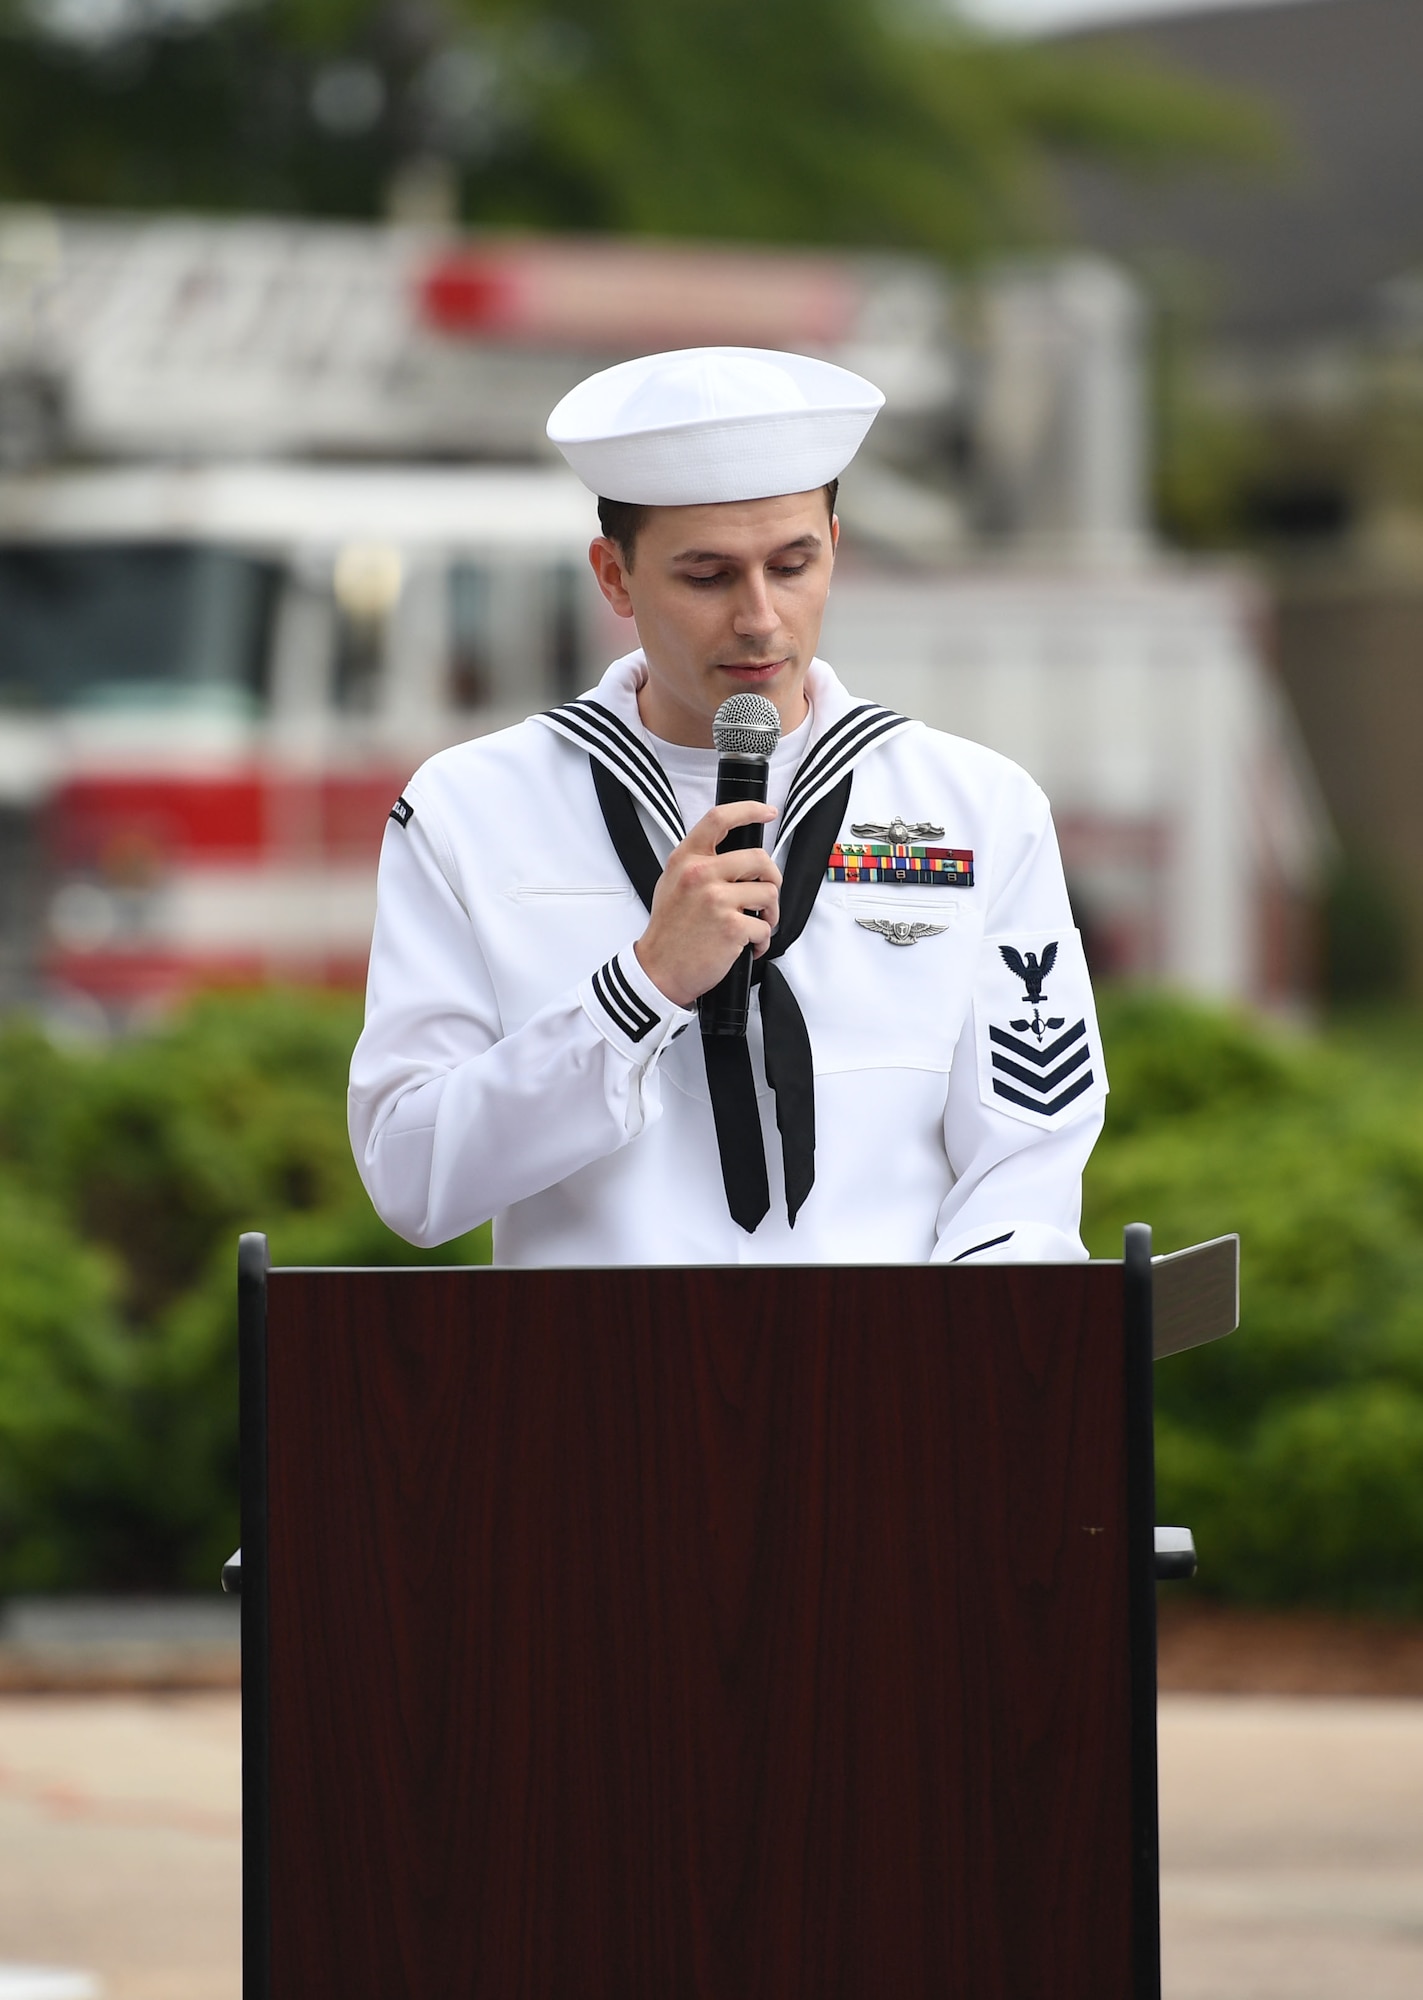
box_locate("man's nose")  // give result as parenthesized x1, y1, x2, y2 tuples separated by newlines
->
(732, 574, 779, 638)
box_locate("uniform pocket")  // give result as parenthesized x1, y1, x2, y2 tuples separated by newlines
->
(831, 888, 962, 922)
(506, 884, 637, 903)
(800, 891, 972, 1077)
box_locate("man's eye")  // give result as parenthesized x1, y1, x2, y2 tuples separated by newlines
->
(773, 563, 810, 578)
(684, 572, 727, 587)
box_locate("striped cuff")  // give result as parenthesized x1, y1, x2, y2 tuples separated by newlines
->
(580, 944, 693, 1064)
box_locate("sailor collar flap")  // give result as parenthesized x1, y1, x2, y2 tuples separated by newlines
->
(536, 693, 913, 854)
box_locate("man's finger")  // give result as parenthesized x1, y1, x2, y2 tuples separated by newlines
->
(725, 880, 779, 914)
(682, 801, 778, 852)
(716, 850, 782, 887)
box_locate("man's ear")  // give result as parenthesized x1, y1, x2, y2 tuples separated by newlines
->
(588, 537, 636, 619)
(830, 514, 840, 556)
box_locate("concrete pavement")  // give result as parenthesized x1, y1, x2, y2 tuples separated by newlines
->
(0, 1692, 1419, 1997)
(1160, 1696, 1423, 1999)
(0, 1696, 238, 2000)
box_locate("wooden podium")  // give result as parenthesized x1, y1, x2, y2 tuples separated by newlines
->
(233, 1228, 1236, 1999)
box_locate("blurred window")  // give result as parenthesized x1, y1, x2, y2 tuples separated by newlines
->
(0, 543, 281, 714)
(552, 562, 583, 705)
(447, 559, 589, 711)
(331, 542, 401, 714)
(448, 562, 493, 710)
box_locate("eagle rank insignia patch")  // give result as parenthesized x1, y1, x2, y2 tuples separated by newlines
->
(972, 929, 1107, 1130)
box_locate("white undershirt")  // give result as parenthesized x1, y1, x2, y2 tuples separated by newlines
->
(647, 707, 814, 841)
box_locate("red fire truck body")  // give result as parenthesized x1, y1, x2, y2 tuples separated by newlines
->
(46, 767, 399, 1005)
(0, 462, 608, 1023)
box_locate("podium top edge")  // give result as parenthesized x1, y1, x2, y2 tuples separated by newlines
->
(1152, 1232, 1240, 1267)
(264, 1259, 1124, 1275)
(257, 1236, 1232, 1281)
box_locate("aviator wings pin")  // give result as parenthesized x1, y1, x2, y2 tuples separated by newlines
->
(857, 917, 948, 947)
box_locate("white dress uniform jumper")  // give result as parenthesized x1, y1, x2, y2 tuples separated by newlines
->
(349, 650, 1108, 1267)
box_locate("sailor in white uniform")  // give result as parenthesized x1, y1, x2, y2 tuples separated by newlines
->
(350, 346, 1107, 1266)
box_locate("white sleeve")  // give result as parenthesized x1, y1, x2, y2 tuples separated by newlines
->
(348, 803, 692, 1247)
(931, 788, 1107, 1266)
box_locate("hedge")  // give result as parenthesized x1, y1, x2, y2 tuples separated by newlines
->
(0, 986, 1421, 1609)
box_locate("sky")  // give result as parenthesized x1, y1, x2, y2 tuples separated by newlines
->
(961, 0, 1317, 33)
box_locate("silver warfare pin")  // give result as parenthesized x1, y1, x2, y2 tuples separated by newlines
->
(850, 815, 946, 841)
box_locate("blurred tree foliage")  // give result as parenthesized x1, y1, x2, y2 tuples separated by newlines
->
(1149, 270, 1277, 550)
(0, 0, 1272, 255)
(1322, 850, 1412, 1007)
(2, 984, 1423, 1612)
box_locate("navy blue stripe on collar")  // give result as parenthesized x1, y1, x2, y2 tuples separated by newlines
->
(778, 704, 911, 849)
(539, 700, 685, 845)
(782, 704, 903, 821)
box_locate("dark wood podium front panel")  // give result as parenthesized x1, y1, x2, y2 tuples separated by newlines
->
(261, 1264, 1136, 1999)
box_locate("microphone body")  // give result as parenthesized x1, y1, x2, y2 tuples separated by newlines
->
(699, 752, 770, 1037)
(699, 692, 782, 1039)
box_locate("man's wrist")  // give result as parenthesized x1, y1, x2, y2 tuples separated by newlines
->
(632, 934, 699, 1010)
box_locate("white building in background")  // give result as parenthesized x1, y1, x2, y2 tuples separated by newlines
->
(0, 209, 1328, 1019)
(824, 565, 1327, 1009)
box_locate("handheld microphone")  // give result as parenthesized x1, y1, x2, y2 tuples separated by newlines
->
(699, 692, 783, 1038)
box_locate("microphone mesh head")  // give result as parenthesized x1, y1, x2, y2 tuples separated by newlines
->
(712, 692, 782, 758)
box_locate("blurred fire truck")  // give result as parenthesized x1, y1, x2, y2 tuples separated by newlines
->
(0, 214, 965, 1024)
(0, 209, 1327, 1021)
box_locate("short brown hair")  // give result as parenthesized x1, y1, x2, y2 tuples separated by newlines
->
(597, 479, 839, 567)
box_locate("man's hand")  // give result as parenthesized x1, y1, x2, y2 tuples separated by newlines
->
(634, 802, 781, 1009)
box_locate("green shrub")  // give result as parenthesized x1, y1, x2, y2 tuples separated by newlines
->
(1088, 993, 1423, 1611)
(0, 1179, 132, 1589)
(0, 990, 488, 1592)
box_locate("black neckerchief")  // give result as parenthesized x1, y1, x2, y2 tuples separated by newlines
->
(590, 756, 851, 1233)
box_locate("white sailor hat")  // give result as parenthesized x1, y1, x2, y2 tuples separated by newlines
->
(546, 346, 885, 506)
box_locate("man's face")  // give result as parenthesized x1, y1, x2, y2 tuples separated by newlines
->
(588, 490, 838, 747)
